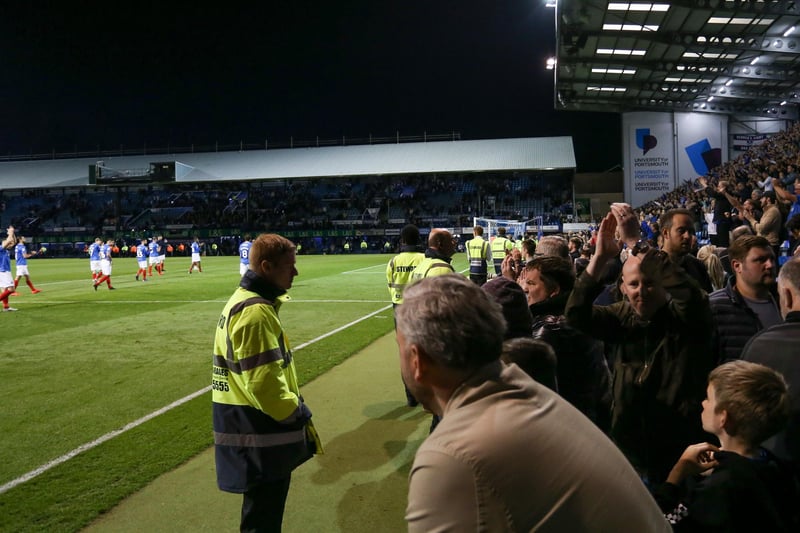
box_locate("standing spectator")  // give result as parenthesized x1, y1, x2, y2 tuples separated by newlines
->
(0, 225, 17, 311)
(568, 236, 583, 263)
(398, 275, 670, 532)
(709, 235, 781, 363)
(212, 233, 322, 532)
(386, 224, 425, 407)
(465, 225, 492, 285)
(654, 361, 798, 531)
(188, 237, 203, 273)
(742, 191, 783, 257)
(520, 256, 612, 432)
(238, 234, 252, 277)
(699, 177, 733, 247)
(13, 235, 41, 295)
(741, 257, 800, 463)
(658, 209, 713, 292)
(93, 239, 116, 290)
(135, 238, 149, 282)
(565, 205, 714, 485)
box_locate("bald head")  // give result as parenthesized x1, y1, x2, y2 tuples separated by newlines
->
(428, 228, 455, 258)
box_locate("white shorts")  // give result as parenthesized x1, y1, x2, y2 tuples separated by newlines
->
(149, 256, 158, 265)
(240, 263, 249, 276)
(101, 260, 112, 276)
(91, 260, 101, 272)
(191, 253, 201, 262)
(0, 271, 12, 289)
(158, 255, 165, 264)
(16, 265, 30, 277)
(138, 260, 148, 269)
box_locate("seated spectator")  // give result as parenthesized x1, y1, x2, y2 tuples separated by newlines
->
(654, 360, 799, 531)
(397, 275, 671, 532)
(741, 257, 800, 463)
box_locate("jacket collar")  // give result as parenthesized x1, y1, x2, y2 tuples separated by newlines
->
(239, 269, 286, 302)
(424, 248, 452, 263)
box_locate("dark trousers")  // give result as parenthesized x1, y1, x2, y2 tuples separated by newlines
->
(469, 274, 487, 286)
(240, 476, 291, 533)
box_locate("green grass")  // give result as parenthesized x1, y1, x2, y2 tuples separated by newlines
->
(0, 251, 468, 533)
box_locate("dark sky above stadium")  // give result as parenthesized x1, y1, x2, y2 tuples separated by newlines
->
(0, 1, 621, 172)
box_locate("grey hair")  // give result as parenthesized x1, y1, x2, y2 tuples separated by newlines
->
(396, 274, 506, 371)
(778, 256, 800, 290)
(536, 236, 570, 259)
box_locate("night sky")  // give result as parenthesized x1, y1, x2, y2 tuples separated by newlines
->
(0, 1, 620, 172)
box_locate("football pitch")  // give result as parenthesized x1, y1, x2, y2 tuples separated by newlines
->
(0, 252, 468, 532)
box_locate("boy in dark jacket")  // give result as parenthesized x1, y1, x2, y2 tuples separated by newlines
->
(655, 360, 799, 532)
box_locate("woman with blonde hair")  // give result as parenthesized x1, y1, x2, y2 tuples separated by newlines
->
(697, 244, 726, 290)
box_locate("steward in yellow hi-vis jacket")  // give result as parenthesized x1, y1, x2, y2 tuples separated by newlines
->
(465, 226, 492, 286)
(386, 224, 424, 306)
(490, 227, 513, 274)
(212, 234, 322, 532)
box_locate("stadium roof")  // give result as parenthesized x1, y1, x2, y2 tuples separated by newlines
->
(555, 0, 800, 120)
(0, 137, 576, 190)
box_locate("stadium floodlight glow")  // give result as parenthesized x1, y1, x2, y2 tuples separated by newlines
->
(784, 26, 796, 37)
(546, 57, 557, 70)
(545, 0, 557, 7)
(750, 56, 760, 65)
(707, 96, 714, 102)
(725, 79, 733, 86)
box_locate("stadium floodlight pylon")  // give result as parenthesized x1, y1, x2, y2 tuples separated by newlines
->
(473, 217, 536, 241)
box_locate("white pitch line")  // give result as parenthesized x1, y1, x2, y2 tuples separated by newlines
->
(0, 303, 393, 495)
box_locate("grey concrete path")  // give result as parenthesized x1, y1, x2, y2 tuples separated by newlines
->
(83, 332, 429, 532)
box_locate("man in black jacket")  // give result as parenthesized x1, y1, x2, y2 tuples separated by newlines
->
(709, 235, 781, 363)
(658, 208, 713, 293)
(565, 203, 714, 486)
(741, 256, 800, 464)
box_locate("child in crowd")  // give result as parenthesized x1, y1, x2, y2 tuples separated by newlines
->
(655, 360, 799, 531)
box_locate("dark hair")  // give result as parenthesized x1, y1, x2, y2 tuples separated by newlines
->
(658, 208, 694, 233)
(500, 337, 558, 392)
(401, 224, 421, 245)
(525, 256, 576, 293)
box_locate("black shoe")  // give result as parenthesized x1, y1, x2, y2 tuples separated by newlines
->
(135, 275, 139, 281)
(109, 287, 116, 290)
(93, 283, 98, 291)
